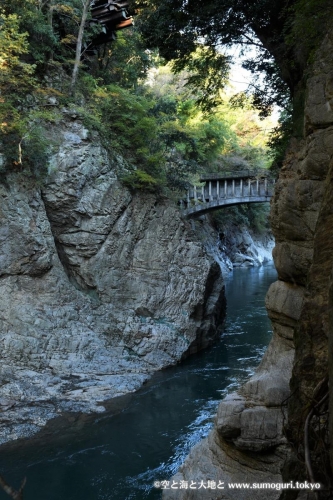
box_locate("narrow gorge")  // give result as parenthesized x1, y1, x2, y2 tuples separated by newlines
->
(1, 0, 333, 499)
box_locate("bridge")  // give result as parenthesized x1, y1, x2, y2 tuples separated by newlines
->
(181, 170, 274, 217)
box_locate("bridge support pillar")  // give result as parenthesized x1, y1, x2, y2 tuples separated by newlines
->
(194, 185, 197, 204)
(256, 179, 259, 195)
(224, 180, 227, 198)
(265, 178, 268, 195)
(209, 181, 212, 201)
(240, 179, 243, 197)
(217, 180, 220, 199)
(201, 186, 205, 201)
(232, 179, 235, 196)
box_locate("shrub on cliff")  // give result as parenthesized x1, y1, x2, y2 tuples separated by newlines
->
(121, 169, 160, 192)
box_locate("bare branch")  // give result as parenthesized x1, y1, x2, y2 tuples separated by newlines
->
(241, 33, 264, 48)
(0, 475, 26, 500)
(303, 376, 329, 500)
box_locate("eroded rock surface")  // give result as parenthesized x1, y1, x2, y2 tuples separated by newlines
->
(191, 217, 274, 273)
(0, 122, 225, 444)
(265, 40, 333, 477)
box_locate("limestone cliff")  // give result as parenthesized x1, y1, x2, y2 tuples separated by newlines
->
(0, 119, 225, 444)
(162, 25, 333, 500)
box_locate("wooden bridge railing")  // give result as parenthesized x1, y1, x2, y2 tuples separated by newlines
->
(181, 171, 274, 216)
(199, 169, 273, 181)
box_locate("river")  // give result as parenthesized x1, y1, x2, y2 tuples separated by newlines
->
(0, 263, 277, 500)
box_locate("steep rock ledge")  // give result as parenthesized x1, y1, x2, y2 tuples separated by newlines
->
(0, 122, 225, 445)
(189, 216, 274, 275)
(162, 27, 333, 500)
(281, 29, 333, 487)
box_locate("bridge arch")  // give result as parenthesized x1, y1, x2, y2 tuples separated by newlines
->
(181, 171, 274, 217)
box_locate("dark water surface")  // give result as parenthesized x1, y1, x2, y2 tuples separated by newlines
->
(0, 263, 277, 500)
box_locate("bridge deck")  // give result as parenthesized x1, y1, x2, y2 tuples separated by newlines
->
(182, 174, 274, 216)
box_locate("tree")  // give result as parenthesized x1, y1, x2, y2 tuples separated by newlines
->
(92, 29, 152, 89)
(134, 0, 332, 117)
(70, 0, 91, 92)
(0, 11, 37, 167)
(1, 0, 57, 64)
(133, 0, 333, 170)
(0, 12, 36, 94)
(135, 0, 291, 106)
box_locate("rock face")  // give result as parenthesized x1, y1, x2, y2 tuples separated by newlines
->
(219, 225, 274, 269)
(277, 29, 333, 484)
(190, 217, 274, 274)
(162, 27, 333, 500)
(0, 120, 225, 444)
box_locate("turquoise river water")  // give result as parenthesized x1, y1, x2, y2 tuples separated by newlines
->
(0, 263, 277, 500)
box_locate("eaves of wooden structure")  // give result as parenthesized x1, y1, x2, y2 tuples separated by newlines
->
(89, 0, 134, 46)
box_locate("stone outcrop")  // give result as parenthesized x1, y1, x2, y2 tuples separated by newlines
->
(162, 26, 333, 500)
(223, 228, 274, 268)
(190, 216, 274, 273)
(0, 119, 225, 444)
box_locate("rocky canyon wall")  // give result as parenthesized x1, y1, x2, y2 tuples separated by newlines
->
(0, 119, 225, 445)
(192, 216, 274, 273)
(278, 28, 333, 490)
(163, 26, 333, 500)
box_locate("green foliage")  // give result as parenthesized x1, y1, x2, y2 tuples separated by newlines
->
(135, 0, 332, 160)
(121, 169, 159, 192)
(87, 84, 164, 178)
(0, 6, 156, 180)
(0, 11, 42, 175)
(212, 205, 250, 229)
(0, 12, 36, 92)
(0, 0, 274, 198)
(240, 53, 291, 119)
(211, 203, 270, 235)
(20, 126, 52, 177)
(71, 60, 272, 195)
(1, 0, 58, 67)
(249, 204, 271, 234)
(0, 108, 57, 178)
(93, 30, 152, 89)
(135, 0, 293, 116)
(0, 10, 61, 177)
(267, 110, 293, 173)
(172, 46, 231, 112)
(285, 0, 333, 66)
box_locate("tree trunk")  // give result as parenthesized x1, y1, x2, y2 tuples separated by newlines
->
(47, 0, 54, 61)
(70, 0, 91, 94)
